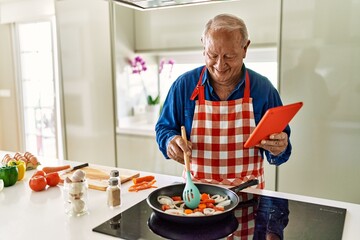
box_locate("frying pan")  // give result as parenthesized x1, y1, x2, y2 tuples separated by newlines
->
(146, 179, 258, 224)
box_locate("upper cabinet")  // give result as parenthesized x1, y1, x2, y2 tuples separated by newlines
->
(133, 0, 281, 52)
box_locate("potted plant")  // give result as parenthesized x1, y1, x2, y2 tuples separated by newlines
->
(130, 56, 174, 123)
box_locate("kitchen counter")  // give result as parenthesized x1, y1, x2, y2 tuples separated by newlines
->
(117, 116, 156, 137)
(1, 151, 360, 240)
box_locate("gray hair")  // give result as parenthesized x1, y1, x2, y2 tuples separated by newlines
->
(202, 14, 249, 46)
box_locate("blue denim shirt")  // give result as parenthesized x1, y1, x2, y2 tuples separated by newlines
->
(155, 64, 292, 166)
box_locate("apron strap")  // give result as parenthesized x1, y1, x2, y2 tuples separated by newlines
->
(190, 66, 206, 101)
(190, 67, 250, 103)
(243, 71, 250, 103)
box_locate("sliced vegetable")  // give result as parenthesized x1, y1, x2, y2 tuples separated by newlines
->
(201, 193, 210, 201)
(132, 175, 155, 184)
(184, 209, 194, 214)
(128, 179, 157, 192)
(198, 203, 207, 210)
(162, 204, 171, 211)
(157, 192, 229, 217)
(201, 198, 216, 204)
(171, 196, 182, 201)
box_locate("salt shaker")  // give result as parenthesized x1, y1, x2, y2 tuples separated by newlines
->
(107, 177, 121, 208)
(110, 170, 121, 187)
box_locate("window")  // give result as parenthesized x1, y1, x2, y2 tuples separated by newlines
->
(15, 19, 63, 159)
(159, 47, 278, 102)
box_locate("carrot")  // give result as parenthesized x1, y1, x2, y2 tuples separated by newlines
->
(132, 175, 155, 184)
(42, 165, 71, 174)
(128, 179, 157, 192)
(198, 203, 207, 210)
(162, 204, 171, 211)
(184, 209, 193, 214)
(201, 198, 216, 204)
(201, 193, 210, 201)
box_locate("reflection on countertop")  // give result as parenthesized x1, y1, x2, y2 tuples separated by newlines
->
(117, 116, 156, 137)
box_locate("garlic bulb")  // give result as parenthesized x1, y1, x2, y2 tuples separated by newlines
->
(71, 169, 85, 182)
(71, 199, 85, 213)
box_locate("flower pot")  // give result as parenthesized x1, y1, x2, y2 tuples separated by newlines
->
(145, 104, 161, 124)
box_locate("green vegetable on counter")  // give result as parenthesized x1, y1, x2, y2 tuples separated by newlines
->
(0, 165, 18, 187)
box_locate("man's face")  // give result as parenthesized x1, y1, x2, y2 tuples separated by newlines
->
(203, 29, 249, 85)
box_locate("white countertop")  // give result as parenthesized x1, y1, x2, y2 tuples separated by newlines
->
(117, 116, 156, 137)
(1, 151, 360, 239)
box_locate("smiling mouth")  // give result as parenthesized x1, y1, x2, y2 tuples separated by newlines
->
(215, 68, 229, 74)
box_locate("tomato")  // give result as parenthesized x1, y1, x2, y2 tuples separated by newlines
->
(45, 172, 60, 187)
(161, 204, 171, 211)
(32, 170, 46, 177)
(206, 202, 215, 208)
(29, 175, 47, 191)
(171, 196, 182, 201)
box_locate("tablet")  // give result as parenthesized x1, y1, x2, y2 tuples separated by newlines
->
(244, 102, 303, 148)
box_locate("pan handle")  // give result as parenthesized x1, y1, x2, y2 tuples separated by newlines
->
(229, 179, 259, 193)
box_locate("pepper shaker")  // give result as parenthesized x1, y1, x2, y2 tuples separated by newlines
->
(107, 177, 121, 208)
(110, 170, 122, 187)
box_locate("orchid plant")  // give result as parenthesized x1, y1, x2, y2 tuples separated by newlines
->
(130, 56, 175, 106)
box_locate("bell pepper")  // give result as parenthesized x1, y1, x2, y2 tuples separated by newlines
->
(7, 159, 26, 181)
(0, 165, 18, 187)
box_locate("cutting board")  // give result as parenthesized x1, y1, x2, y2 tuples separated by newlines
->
(60, 166, 140, 191)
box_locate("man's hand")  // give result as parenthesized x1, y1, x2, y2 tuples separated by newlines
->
(256, 132, 288, 156)
(167, 135, 192, 164)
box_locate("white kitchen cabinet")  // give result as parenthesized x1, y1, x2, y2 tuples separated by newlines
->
(134, 0, 280, 51)
(55, 0, 117, 166)
(278, 0, 360, 204)
(116, 133, 184, 176)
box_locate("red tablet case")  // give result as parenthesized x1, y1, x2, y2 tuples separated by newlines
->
(244, 102, 303, 148)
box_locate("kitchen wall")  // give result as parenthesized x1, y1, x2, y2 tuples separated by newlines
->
(115, 0, 360, 204)
(278, 0, 360, 204)
(114, 0, 280, 190)
(1, 0, 359, 204)
(112, 3, 187, 177)
(0, 23, 21, 151)
(55, 0, 117, 166)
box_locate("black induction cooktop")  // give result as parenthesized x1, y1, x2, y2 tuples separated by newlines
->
(92, 192, 346, 240)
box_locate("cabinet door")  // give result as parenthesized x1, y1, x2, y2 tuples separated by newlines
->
(56, 0, 116, 166)
(117, 134, 184, 176)
(279, 0, 360, 204)
(134, 0, 280, 51)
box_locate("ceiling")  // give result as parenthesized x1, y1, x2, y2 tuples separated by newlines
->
(113, 0, 224, 10)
